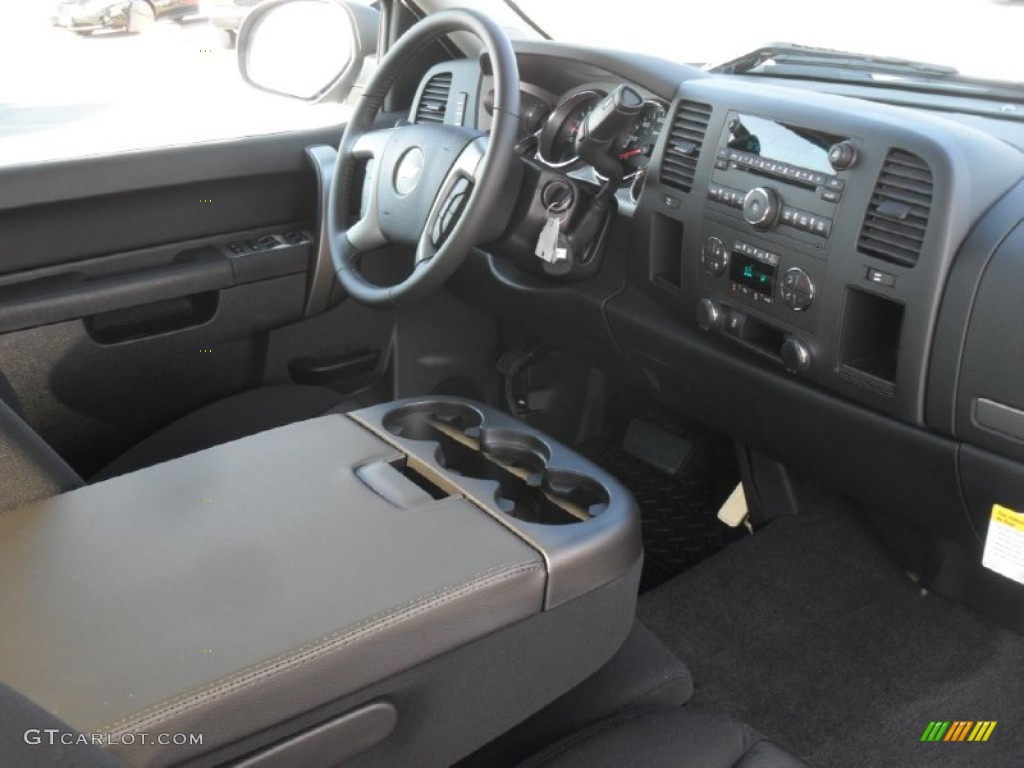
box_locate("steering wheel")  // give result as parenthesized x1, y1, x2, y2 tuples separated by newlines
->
(328, 9, 520, 307)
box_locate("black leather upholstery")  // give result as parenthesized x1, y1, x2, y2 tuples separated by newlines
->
(519, 707, 806, 768)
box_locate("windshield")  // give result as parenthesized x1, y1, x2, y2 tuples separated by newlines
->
(509, 0, 1024, 87)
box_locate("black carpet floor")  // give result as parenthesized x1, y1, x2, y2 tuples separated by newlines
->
(638, 494, 1024, 767)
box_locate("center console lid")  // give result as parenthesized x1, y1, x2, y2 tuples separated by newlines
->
(0, 398, 641, 767)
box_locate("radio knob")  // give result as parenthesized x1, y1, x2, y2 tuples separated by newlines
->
(828, 141, 858, 171)
(696, 298, 723, 331)
(742, 187, 781, 230)
(781, 337, 812, 374)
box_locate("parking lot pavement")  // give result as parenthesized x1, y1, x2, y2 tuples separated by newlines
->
(0, 11, 346, 165)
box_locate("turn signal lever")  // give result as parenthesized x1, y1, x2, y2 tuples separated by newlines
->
(574, 85, 644, 190)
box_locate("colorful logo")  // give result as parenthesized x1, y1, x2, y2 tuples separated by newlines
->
(920, 721, 997, 742)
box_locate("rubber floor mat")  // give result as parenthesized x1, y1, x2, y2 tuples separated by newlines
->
(600, 427, 743, 591)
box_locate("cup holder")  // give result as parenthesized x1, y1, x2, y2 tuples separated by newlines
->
(479, 429, 550, 486)
(543, 470, 609, 518)
(380, 403, 607, 526)
(382, 402, 483, 442)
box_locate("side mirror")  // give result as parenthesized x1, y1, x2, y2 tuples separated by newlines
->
(237, 0, 380, 102)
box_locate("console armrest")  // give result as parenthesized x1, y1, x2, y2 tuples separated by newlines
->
(0, 414, 545, 767)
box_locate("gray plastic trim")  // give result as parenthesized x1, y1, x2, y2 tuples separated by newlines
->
(234, 701, 397, 768)
(975, 398, 1024, 443)
(348, 397, 643, 610)
(303, 144, 342, 316)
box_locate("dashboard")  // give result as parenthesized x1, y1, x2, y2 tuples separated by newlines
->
(408, 42, 1024, 610)
(472, 78, 669, 205)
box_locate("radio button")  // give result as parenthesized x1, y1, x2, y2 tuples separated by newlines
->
(822, 189, 841, 203)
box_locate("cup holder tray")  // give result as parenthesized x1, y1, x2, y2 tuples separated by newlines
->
(351, 397, 641, 609)
(382, 402, 607, 525)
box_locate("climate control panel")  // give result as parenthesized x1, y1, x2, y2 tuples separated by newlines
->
(701, 236, 817, 316)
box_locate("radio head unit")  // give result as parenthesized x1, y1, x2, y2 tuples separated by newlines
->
(708, 111, 860, 243)
(725, 113, 846, 180)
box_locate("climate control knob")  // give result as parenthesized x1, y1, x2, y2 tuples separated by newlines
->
(742, 187, 781, 230)
(781, 337, 812, 374)
(696, 298, 723, 332)
(701, 236, 728, 277)
(780, 267, 814, 311)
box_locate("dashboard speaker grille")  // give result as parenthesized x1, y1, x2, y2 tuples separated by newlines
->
(415, 72, 453, 124)
(659, 100, 712, 193)
(858, 149, 933, 268)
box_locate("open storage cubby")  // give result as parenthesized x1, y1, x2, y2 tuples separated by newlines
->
(839, 287, 905, 393)
(649, 212, 684, 289)
(381, 402, 607, 525)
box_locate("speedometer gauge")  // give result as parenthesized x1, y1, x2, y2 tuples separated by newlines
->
(538, 90, 605, 169)
(610, 100, 668, 176)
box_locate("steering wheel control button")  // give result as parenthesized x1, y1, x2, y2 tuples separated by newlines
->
(781, 267, 814, 311)
(742, 187, 781, 230)
(394, 146, 425, 196)
(702, 237, 728, 277)
(431, 177, 473, 247)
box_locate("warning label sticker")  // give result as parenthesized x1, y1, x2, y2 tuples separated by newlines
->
(982, 504, 1024, 585)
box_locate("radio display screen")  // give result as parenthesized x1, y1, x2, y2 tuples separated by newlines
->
(726, 112, 845, 175)
(730, 253, 776, 296)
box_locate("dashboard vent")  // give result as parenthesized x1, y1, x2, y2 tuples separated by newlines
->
(415, 72, 452, 124)
(858, 149, 933, 268)
(660, 100, 712, 193)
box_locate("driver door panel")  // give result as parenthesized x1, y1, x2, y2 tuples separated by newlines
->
(0, 127, 393, 476)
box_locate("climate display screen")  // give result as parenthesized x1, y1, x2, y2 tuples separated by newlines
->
(730, 253, 776, 296)
(726, 112, 845, 175)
